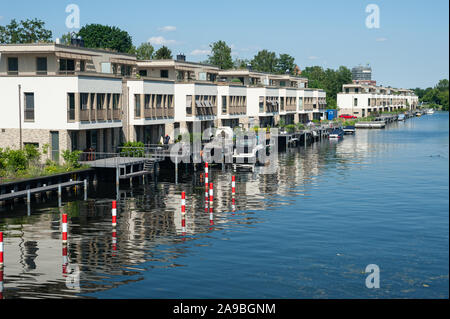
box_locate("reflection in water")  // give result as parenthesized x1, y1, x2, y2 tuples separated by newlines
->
(0, 114, 448, 298)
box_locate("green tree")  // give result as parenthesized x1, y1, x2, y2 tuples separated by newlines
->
(233, 58, 250, 69)
(207, 40, 233, 70)
(77, 24, 133, 53)
(251, 50, 278, 73)
(154, 46, 173, 60)
(136, 42, 154, 60)
(302, 65, 352, 109)
(276, 53, 296, 75)
(0, 18, 52, 43)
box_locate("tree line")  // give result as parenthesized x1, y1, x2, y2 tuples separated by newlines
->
(413, 80, 449, 111)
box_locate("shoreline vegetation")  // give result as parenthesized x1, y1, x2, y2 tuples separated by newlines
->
(0, 145, 88, 184)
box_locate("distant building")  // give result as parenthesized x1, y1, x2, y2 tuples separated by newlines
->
(352, 65, 372, 81)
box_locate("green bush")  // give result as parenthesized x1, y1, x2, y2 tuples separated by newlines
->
(120, 141, 145, 157)
(285, 124, 296, 133)
(5, 149, 27, 171)
(24, 144, 41, 163)
(62, 150, 83, 169)
(296, 123, 306, 130)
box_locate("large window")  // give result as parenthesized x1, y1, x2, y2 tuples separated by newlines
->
(186, 95, 192, 115)
(97, 93, 105, 109)
(222, 96, 227, 114)
(354, 98, 358, 107)
(80, 93, 89, 110)
(60, 59, 75, 73)
(112, 94, 120, 110)
(68, 93, 75, 121)
(8, 57, 18, 75)
(135, 94, 141, 117)
(24, 93, 35, 121)
(36, 57, 47, 75)
(160, 70, 169, 78)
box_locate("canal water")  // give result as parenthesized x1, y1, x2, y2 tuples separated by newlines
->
(0, 113, 448, 299)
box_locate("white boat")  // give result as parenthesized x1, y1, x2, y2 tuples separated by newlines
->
(426, 109, 435, 115)
(398, 114, 406, 121)
(232, 136, 267, 172)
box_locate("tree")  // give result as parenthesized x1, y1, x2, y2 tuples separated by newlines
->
(77, 24, 133, 53)
(233, 58, 250, 69)
(276, 54, 296, 75)
(302, 65, 352, 108)
(154, 46, 173, 60)
(135, 42, 154, 60)
(0, 18, 52, 43)
(251, 50, 278, 73)
(207, 40, 233, 70)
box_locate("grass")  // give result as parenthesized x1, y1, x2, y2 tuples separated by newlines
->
(0, 164, 91, 184)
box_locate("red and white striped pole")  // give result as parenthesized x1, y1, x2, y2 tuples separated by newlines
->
(232, 176, 236, 214)
(62, 244, 68, 275)
(205, 163, 209, 213)
(181, 192, 186, 235)
(0, 232, 4, 269)
(112, 229, 117, 256)
(62, 213, 68, 244)
(209, 183, 214, 225)
(112, 201, 117, 227)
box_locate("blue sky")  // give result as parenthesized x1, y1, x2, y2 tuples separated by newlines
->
(1, 0, 448, 88)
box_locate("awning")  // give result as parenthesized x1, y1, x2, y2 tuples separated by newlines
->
(55, 51, 93, 60)
(110, 58, 136, 65)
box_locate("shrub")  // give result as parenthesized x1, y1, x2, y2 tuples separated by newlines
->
(24, 144, 41, 163)
(5, 149, 27, 171)
(296, 123, 305, 130)
(285, 124, 296, 133)
(120, 141, 145, 157)
(62, 150, 83, 169)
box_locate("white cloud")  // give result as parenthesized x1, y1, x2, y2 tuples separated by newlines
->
(158, 26, 177, 32)
(190, 49, 211, 56)
(308, 56, 320, 60)
(148, 36, 177, 46)
(376, 37, 388, 42)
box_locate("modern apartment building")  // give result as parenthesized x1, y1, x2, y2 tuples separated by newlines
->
(337, 83, 418, 118)
(0, 43, 327, 159)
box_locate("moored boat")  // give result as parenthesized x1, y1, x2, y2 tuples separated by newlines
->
(329, 128, 345, 139)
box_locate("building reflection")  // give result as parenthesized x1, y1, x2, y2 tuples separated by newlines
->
(0, 138, 369, 298)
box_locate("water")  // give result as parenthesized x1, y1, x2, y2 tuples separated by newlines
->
(0, 113, 448, 299)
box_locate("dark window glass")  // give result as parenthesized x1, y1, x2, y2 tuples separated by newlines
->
(160, 70, 169, 78)
(97, 94, 105, 109)
(80, 93, 89, 110)
(24, 93, 35, 121)
(139, 70, 148, 77)
(8, 57, 18, 74)
(36, 57, 47, 74)
(80, 60, 86, 72)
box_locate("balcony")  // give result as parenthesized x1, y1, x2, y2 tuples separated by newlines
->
(77, 108, 122, 122)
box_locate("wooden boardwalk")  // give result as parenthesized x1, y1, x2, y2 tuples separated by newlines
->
(0, 180, 84, 202)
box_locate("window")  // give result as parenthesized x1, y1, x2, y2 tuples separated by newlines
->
(167, 95, 173, 108)
(156, 95, 162, 108)
(186, 95, 192, 115)
(144, 95, 151, 109)
(80, 93, 89, 110)
(355, 88, 359, 93)
(280, 97, 285, 111)
(80, 60, 86, 72)
(160, 70, 169, 78)
(135, 94, 141, 117)
(8, 57, 18, 75)
(24, 93, 35, 121)
(112, 94, 120, 110)
(259, 97, 264, 113)
(139, 70, 148, 77)
(36, 57, 47, 75)
(60, 59, 75, 73)
(222, 96, 227, 114)
(68, 93, 75, 121)
(97, 93, 105, 109)
(354, 98, 358, 107)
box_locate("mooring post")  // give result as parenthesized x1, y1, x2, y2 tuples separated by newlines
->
(27, 189, 31, 205)
(304, 132, 307, 148)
